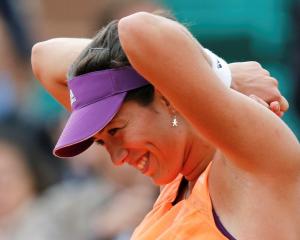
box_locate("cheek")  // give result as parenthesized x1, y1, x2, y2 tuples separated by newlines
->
(120, 119, 157, 146)
(120, 129, 151, 148)
(119, 107, 173, 151)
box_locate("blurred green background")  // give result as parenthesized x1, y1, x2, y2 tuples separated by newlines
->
(0, 0, 298, 137)
(0, 1, 299, 238)
(162, 0, 300, 138)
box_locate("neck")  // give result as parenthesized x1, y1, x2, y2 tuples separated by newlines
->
(181, 132, 216, 184)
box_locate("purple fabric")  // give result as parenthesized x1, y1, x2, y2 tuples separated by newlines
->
(54, 66, 149, 158)
(212, 207, 237, 240)
(69, 67, 148, 111)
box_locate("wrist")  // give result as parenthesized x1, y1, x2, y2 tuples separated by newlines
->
(204, 49, 232, 88)
(228, 63, 238, 90)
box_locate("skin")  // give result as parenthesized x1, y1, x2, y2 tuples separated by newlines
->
(94, 92, 200, 185)
(31, 16, 297, 239)
(31, 38, 91, 111)
(117, 12, 300, 239)
(31, 39, 288, 114)
(229, 62, 288, 117)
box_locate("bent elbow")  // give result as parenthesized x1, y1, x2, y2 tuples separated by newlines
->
(118, 12, 157, 53)
(118, 12, 152, 35)
(31, 41, 48, 81)
(31, 42, 42, 79)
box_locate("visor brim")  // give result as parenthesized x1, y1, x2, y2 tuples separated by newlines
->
(54, 93, 126, 158)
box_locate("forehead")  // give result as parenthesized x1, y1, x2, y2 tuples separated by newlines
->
(92, 102, 134, 136)
(113, 100, 147, 119)
(93, 101, 152, 138)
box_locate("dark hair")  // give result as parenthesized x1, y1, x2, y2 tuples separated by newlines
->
(68, 20, 154, 106)
(68, 11, 176, 106)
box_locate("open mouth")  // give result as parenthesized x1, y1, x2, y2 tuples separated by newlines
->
(136, 152, 150, 174)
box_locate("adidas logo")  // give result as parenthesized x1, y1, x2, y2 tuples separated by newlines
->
(70, 90, 77, 105)
(217, 59, 222, 69)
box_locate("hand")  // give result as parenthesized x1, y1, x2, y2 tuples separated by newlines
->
(229, 61, 289, 117)
(249, 94, 285, 117)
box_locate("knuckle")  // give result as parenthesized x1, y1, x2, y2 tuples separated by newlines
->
(267, 77, 279, 86)
(271, 77, 279, 86)
(252, 61, 262, 68)
(272, 90, 281, 100)
(263, 69, 270, 76)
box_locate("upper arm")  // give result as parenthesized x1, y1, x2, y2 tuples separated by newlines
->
(31, 38, 91, 111)
(118, 12, 300, 177)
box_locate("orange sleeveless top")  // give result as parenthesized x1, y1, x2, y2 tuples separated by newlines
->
(131, 163, 227, 240)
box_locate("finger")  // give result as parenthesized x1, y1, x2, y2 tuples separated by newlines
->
(263, 69, 270, 76)
(270, 101, 285, 118)
(249, 95, 269, 108)
(270, 101, 280, 113)
(279, 96, 289, 112)
(277, 111, 284, 118)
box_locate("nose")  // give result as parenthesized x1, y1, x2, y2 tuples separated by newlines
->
(98, 134, 128, 166)
(108, 146, 128, 166)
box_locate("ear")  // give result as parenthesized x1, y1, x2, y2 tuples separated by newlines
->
(154, 89, 170, 107)
(154, 89, 176, 114)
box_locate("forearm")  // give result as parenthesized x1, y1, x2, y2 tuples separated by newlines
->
(30, 36, 279, 113)
(118, 13, 231, 122)
(118, 12, 299, 174)
(31, 38, 91, 110)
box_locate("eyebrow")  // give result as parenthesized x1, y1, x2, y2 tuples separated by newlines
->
(108, 118, 123, 125)
(92, 118, 127, 141)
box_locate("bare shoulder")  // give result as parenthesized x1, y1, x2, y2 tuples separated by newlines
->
(209, 152, 300, 239)
(119, 12, 300, 180)
(210, 148, 300, 218)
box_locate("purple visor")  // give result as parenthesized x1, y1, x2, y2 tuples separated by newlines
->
(54, 66, 149, 158)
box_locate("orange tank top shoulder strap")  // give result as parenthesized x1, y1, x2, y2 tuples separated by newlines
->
(187, 162, 214, 218)
(153, 174, 183, 209)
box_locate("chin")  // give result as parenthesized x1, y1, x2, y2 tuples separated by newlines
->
(151, 173, 178, 186)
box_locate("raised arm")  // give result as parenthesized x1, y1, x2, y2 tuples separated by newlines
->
(31, 38, 91, 110)
(118, 12, 299, 176)
(31, 37, 287, 115)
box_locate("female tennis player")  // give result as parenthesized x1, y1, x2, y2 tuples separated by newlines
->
(31, 12, 299, 240)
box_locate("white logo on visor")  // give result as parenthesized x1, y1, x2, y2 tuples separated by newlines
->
(70, 90, 77, 105)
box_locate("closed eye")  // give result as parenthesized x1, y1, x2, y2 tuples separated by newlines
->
(108, 128, 120, 136)
(95, 139, 105, 146)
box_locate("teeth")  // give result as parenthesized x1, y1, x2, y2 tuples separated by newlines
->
(137, 155, 148, 171)
(137, 159, 146, 170)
